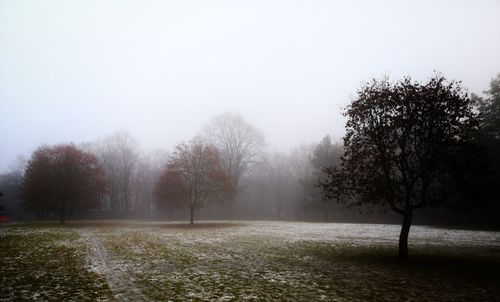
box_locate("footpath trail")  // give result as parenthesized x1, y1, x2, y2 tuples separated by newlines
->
(79, 228, 149, 302)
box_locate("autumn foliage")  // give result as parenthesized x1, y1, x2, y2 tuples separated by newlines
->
(22, 144, 107, 223)
(155, 138, 235, 224)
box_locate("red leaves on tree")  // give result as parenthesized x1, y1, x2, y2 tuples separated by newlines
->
(22, 144, 107, 222)
(154, 138, 235, 222)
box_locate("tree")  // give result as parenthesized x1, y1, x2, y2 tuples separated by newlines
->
(319, 75, 481, 259)
(242, 149, 314, 221)
(0, 155, 27, 220)
(472, 73, 500, 208)
(473, 73, 500, 139)
(22, 144, 107, 223)
(93, 131, 140, 213)
(131, 150, 169, 217)
(203, 112, 265, 211)
(309, 136, 343, 221)
(311, 135, 342, 170)
(21, 147, 54, 218)
(263, 152, 296, 219)
(155, 138, 234, 224)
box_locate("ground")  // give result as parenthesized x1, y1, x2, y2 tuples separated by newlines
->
(1, 221, 499, 301)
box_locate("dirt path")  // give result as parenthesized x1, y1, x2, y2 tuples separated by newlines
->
(80, 229, 149, 302)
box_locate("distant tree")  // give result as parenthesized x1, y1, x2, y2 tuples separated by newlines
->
(203, 112, 265, 211)
(319, 75, 481, 259)
(132, 150, 169, 216)
(263, 152, 295, 219)
(288, 145, 316, 219)
(93, 131, 140, 213)
(0, 155, 27, 220)
(472, 73, 500, 204)
(22, 144, 107, 223)
(311, 135, 342, 170)
(309, 136, 343, 221)
(244, 149, 311, 220)
(155, 138, 234, 224)
(473, 73, 500, 139)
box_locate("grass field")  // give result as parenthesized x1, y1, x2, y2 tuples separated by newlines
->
(1, 221, 499, 301)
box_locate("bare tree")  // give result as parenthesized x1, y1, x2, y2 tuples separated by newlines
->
(203, 112, 265, 210)
(131, 150, 169, 217)
(94, 131, 140, 213)
(266, 152, 295, 219)
(244, 151, 306, 220)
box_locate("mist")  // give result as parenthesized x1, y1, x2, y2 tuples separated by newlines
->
(2, 1, 500, 301)
(2, 0, 500, 172)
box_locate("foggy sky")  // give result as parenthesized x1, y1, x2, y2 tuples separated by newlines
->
(1, 0, 500, 172)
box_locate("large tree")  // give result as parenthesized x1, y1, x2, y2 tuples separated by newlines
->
(155, 138, 234, 224)
(319, 75, 481, 259)
(203, 112, 265, 211)
(22, 144, 107, 223)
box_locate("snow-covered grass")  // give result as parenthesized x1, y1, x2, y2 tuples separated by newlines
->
(1, 221, 499, 301)
(0, 224, 112, 301)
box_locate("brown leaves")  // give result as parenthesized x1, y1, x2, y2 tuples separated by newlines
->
(155, 138, 235, 212)
(22, 144, 107, 213)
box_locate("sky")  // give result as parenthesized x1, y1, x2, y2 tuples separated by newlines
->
(1, 0, 500, 172)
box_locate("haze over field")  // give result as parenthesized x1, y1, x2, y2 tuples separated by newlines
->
(2, 0, 500, 172)
(2, 2, 500, 300)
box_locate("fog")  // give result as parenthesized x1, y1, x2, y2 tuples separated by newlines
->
(2, 3, 500, 299)
(1, 0, 500, 172)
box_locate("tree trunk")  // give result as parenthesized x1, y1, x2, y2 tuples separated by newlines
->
(60, 200, 66, 224)
(398, 211, 412, 260)
(190, 207, 194, 225)
(228, 202, 233, 220)
(60, 208, 65, 224)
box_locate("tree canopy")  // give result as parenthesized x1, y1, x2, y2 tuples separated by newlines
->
(203, 112, 265, 197)
(155, 138, 234, 224)
(319, 75, 482, 259)
(22, 144, 107, 223)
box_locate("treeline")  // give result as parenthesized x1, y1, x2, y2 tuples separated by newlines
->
(0, 74, 499, 226)
(0, 113, 345, 224)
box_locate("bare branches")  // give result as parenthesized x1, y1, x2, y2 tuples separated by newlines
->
(203, 112, 265, 194)
(93, 131, 140, 212)
(155, 138, 234, 223)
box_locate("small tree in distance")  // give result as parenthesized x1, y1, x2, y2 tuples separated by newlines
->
(155, 138, 234, 224)
(318, 75, 482, 259)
